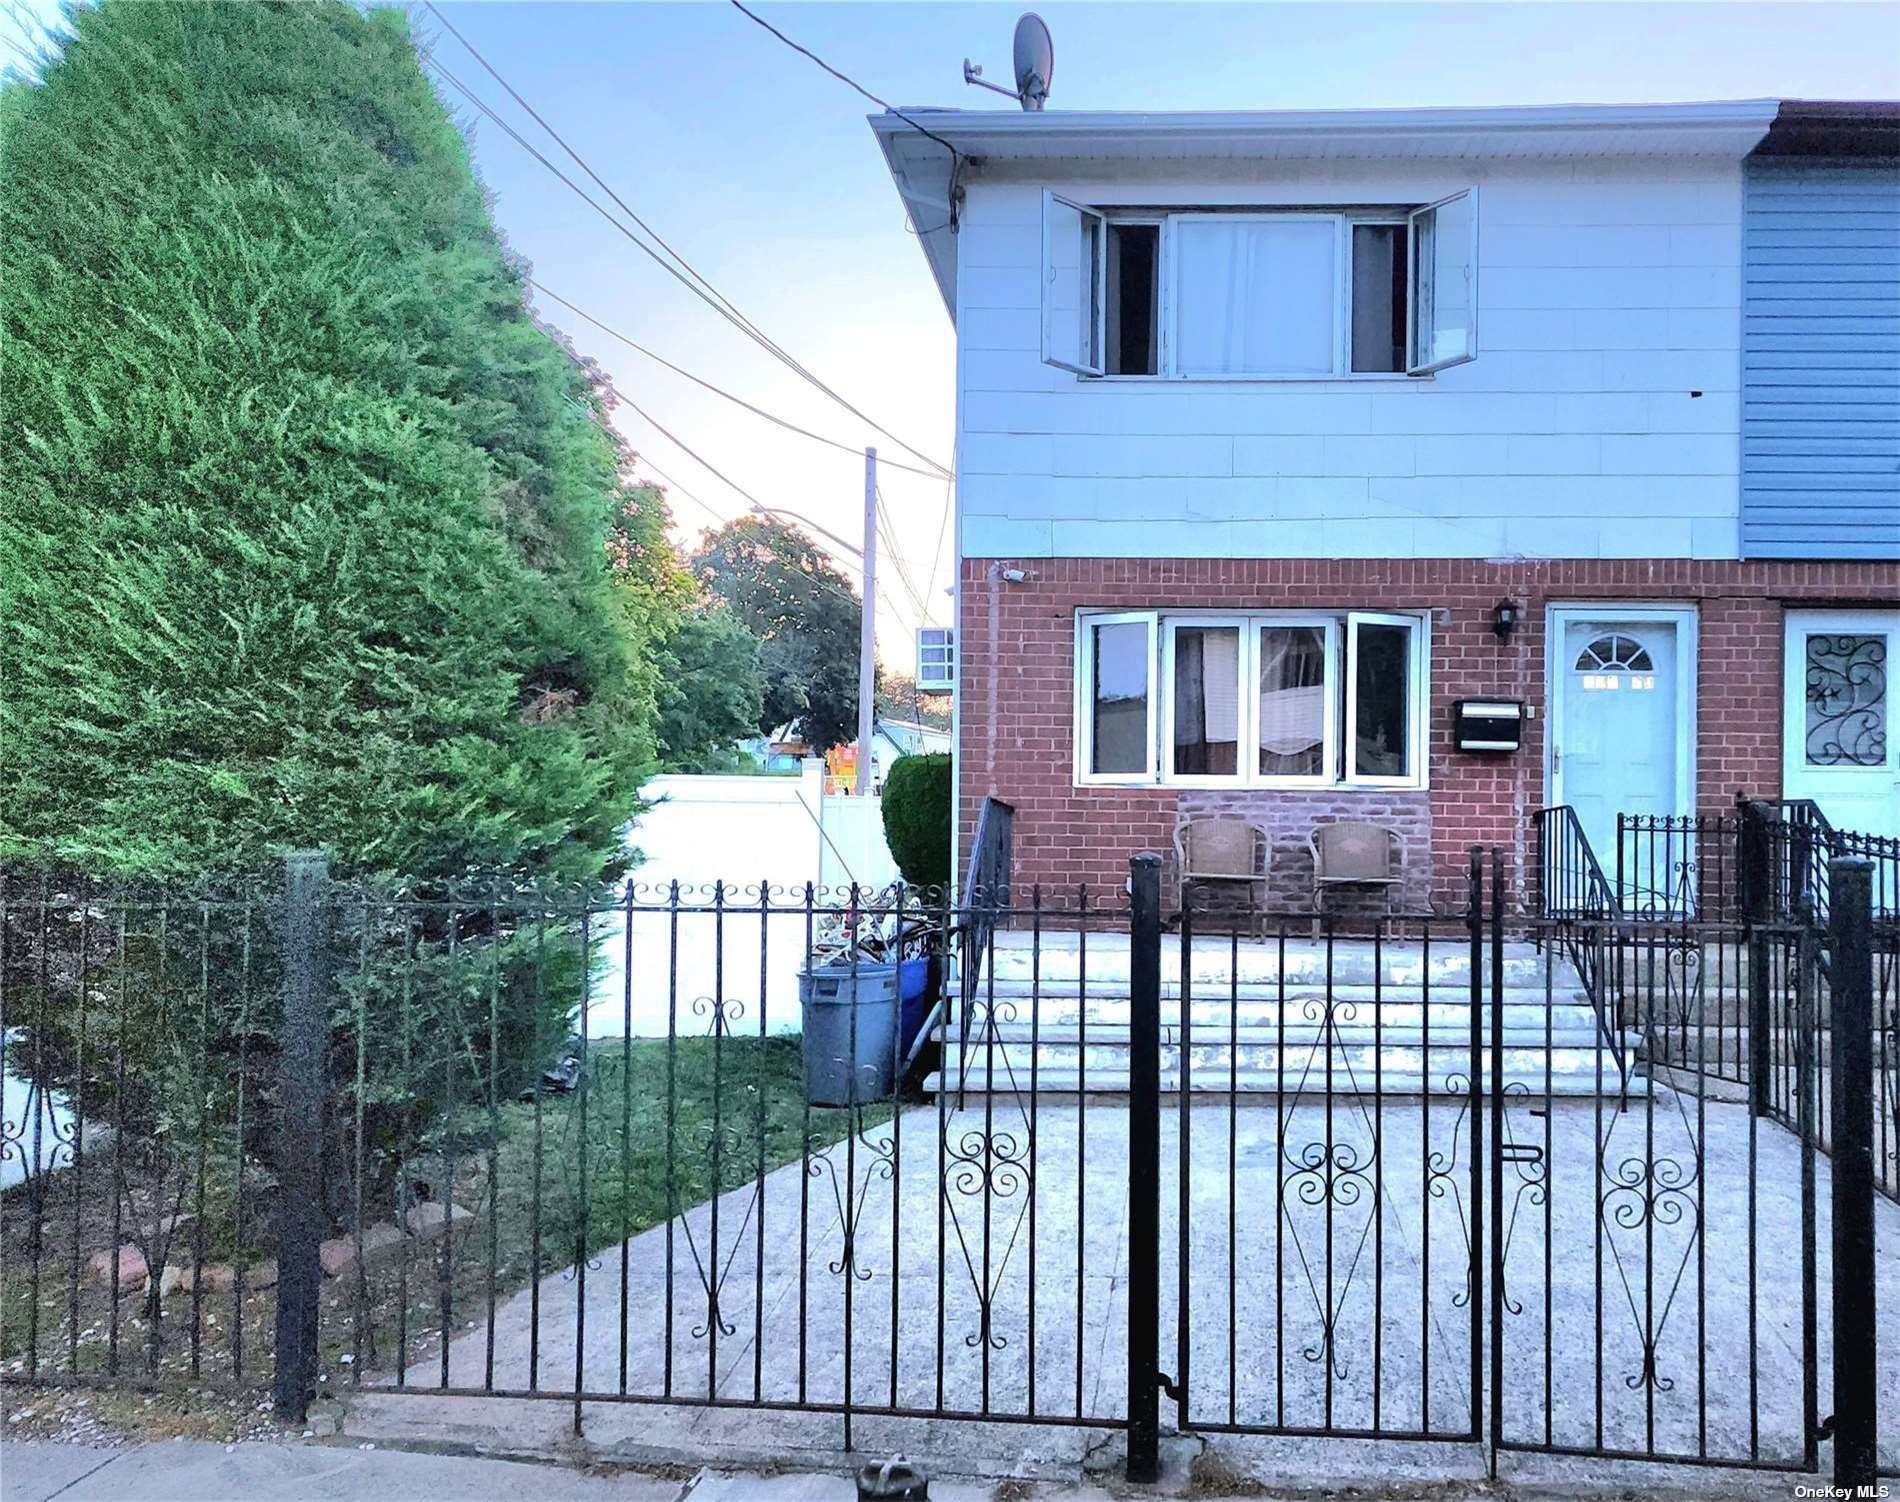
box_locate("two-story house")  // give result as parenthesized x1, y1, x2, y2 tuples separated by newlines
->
(872, 97, 1899, 912)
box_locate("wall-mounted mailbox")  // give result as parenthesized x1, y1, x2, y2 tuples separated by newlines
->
(1452, 699, 1525, 753)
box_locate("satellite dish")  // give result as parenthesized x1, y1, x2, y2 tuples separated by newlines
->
(1012, 13, 1052, 111)
(963, 12, 1053, 112)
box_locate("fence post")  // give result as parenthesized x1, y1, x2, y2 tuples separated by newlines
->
(274, 851, 330, 1422)
(1738, 802, 1774, 1117)
(1125, 851, 1162, 1483)
(1828, 856, 1877, 1491)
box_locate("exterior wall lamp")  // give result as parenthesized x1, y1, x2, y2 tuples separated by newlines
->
(1492, 598, 1520, 642)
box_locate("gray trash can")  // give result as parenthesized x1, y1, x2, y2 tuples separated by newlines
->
(800, 960, 901, 1106)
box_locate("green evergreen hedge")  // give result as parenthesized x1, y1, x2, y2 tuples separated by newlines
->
(0, 0, 664, 885)
(881, 753, 952, 891)
(0, 1, 683, 1200)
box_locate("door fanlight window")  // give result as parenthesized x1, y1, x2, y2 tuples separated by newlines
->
(1576, 634, 1656, 693)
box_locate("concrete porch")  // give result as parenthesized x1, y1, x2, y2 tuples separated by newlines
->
(927, 927, 1641, 1099)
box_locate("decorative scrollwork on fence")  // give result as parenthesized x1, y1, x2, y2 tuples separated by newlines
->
(1596, 1093, 1704, 1395)
(941, 1122, 1033, 1352)
(808, 1117, 897, 1283)
(691, 995, 746, 1038)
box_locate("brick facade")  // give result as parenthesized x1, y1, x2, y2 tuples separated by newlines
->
(956, 557, 1899, 912)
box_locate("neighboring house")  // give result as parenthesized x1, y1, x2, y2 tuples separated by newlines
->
(875, 716, 953, 764)
(872, 98, 1899, 911)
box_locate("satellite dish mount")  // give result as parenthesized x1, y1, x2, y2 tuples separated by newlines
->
(963, 12, 1053, 111)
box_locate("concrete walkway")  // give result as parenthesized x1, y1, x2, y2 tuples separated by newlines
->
(351, 1093, 1900, 1483)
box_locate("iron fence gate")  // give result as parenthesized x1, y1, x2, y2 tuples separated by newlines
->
(2, 844, 1891, 1488)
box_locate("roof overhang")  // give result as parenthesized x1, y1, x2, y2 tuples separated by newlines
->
(1755, 99, 1900, 157)
(871, 98, 1787, 320)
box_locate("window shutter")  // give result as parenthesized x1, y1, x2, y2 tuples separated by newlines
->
(1041, 191, 1106, 376)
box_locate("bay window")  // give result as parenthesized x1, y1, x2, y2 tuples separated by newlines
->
(1076, 610, 1428, 789)
(1040, 190, 1477, 380)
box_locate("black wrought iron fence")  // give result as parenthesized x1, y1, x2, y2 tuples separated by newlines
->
(0, 870, 286, 1391)
(1613, 812, 1740, 921)
(4, 844, 1895, 1488)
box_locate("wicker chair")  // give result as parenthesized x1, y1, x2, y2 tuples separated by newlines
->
(1174, 815, 1271, 937)
(1309, 821, 1403, 918)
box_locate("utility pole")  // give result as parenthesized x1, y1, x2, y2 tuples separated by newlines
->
(856, 446, 877, 796)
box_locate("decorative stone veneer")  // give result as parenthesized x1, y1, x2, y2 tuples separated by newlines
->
(956, 556, 1900, 914)
(1174, 787, 1433, 917)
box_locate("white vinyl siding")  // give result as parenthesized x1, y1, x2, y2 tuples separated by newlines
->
(960, 157, 1747, 561)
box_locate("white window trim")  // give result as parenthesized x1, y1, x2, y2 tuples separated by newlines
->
(1254, 616, 1340, 788)
(1074, 610, 1158, 786)
(1074, 608, 1429, 791)
(1040, 191, 1105, 377)
(1407, 187, 1480, 376)
(1161, 616, 1252, 786)
(1344, 612, 1431, 789)
(1043, 200, 1478, 384)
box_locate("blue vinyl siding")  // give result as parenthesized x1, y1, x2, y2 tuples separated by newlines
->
(1741, 157, 1900, 559)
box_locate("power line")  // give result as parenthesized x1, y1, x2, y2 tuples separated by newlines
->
(874, 486, 932, 623)
(921, 474, 953, 626)
(725, 0, 965, 176)
(530, 280, 947, 481)
(420, 8, 954, 480)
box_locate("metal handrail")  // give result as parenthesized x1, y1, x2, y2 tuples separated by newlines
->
(955, 796, 1014, 1104)
(1530, 804, 1625, 1076)
(1531, 804, 1620, 921)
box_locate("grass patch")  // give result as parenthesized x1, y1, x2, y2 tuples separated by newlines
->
(3, 1033, 900, 1396)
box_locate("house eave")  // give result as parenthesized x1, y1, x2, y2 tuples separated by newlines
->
(870, 98, 1787, 320)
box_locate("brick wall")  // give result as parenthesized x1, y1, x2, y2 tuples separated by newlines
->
(956, 557, 1899, 912)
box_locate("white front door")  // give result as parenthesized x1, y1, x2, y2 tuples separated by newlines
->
(1550, 609, 1696, 904)
(1784, 611, 1900, 840)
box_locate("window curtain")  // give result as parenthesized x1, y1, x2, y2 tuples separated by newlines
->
(1173, 220, 1335, 376)
(1174, 628, 1240, 775)
(1258, 626, 1326, 776)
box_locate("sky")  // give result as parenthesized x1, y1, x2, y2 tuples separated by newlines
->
(10, 1, 1900, 672)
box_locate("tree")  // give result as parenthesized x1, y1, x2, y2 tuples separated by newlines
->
(0, 2, 713, 1236)
(690, 516, 864, 752)
(0, 0, 670, 885)
(876, 674, 951, 731)
(655, 607, 766, 770)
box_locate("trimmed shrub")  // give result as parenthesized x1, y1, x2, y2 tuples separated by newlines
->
(881, 753, 952, 892)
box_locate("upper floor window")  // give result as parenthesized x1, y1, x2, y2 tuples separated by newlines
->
(1041, 193, 1477, 381)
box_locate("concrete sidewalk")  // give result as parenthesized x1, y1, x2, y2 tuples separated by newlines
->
(1, 1441, 1001, 1502)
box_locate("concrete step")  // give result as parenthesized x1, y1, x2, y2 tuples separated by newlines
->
(946, 992, 1595, 1025)
(981, 935, 1553, 990)
(959, 979, 1592, 1009)
(922, 1058, 1648, 1100)
(940, 1015, 1614, 1050)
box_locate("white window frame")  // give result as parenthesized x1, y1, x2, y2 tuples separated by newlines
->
(1040, 199, 1478, 383)
(1074, 609, 1429, 790)
(1074, 610, 1158, 785)
(1253, 616, 1340, 788)
(916, 627, 956, 693)
(1040, 191, 1105, 377)
(1344, 612, 1430, 788)
(1161, 616, 1252, 786)
(1407, 187, 1480, 376)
